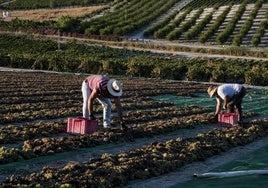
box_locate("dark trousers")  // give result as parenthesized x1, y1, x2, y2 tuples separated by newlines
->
(227, 87, 246, 121)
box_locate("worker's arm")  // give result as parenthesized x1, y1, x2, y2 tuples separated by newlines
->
(215, 97, 222, 115)
(88, 88, 98, 119)
(223, 96, 231, 109)
(114, 97, 124, 125)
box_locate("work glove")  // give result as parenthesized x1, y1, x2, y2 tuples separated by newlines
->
(89, 114, 96, 120)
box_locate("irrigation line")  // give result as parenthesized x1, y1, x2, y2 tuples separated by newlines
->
(193, 169, 268, 178)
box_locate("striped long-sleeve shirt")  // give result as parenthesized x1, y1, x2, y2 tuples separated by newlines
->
(85, 75, 110, 97)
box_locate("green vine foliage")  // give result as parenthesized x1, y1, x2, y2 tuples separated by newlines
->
(251, 11, 268, 46)
(83, 0, 178, 36)
(216, 0, 248, 44)
(167, 7, 204, 41)
(143, 11, 178, 37)
(245, 64, 268, 85)
(0, 34, 267, 86)
(154, 8, 192, 39)
(199, 4, 233, 43)
(232, 0, 264, 46)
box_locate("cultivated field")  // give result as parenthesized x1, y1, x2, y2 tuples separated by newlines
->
(0, 0, 268, 187)
(0, 70, 267, 187)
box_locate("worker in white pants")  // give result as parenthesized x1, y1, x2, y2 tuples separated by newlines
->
(81, 75, 127, 130)
(207, 83, 246, 122)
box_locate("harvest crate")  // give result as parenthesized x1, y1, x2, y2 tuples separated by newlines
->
(67, 117, 98, 134)
(218, 112, 238, 126)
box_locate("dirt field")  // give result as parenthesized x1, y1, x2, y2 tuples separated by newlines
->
(5, 6, 104, 22)
(126, 136, 268, 188)
(0, 67, 267, 187)
(0, 121, 267, 187)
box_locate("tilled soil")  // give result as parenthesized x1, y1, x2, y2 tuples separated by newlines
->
(0, 123, 267, 188)
(126, 136, 268, 188)
(0, 124, 216, 182)
(0, 67, 267, 187)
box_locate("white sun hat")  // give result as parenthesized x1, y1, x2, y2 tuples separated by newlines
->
(107, 79, 123, 97)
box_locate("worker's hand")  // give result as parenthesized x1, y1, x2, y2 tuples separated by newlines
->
(120, 121, 128, 131)
(214, 114, 218, 122)
(89, 114, 96, 120)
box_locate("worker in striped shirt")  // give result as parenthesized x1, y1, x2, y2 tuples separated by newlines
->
(82, 75, 127, 130)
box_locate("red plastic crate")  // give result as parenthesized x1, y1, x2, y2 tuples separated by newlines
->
(67, 117, 98, 134)
(218, 112, 238, 126)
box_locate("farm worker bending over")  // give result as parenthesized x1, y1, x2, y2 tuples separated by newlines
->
(207, 83, 246, 122)
(82, 75, 127, 130)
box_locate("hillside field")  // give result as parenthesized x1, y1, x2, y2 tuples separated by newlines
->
(5, 6, 104, 22)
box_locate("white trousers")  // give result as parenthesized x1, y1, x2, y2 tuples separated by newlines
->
(81, 81, 112, 127)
